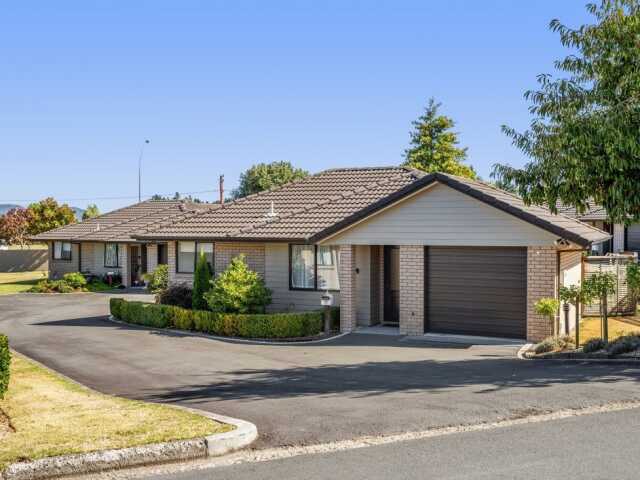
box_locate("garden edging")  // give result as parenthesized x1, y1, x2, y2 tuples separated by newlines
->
(517, 344, 640, 362)
(108, 315, 349, 345)
(1, 352, 258, 480)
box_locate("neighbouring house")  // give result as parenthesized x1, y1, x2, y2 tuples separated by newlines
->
(33, 167, 611, 342)
(557, 202, 640, 256)
(31, 200, 212, 286)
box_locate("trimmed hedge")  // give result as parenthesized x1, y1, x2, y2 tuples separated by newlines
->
(0, 334, 10, 399)
(110, 298, 324, 339)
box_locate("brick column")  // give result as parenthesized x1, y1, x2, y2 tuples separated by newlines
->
(338, 245, 357, 332)
(399, 246, 424, 335)
(119, 244, 130, 287)
(146, 244, 158, 273)
(527, 246, 558, 342)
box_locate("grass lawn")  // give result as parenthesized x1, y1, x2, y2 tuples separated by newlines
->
(0, 271, 47, 295)
(0, 353, 231, 470)
(577, 316, 640, 344)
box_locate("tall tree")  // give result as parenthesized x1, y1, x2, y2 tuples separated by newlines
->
(0, 208, 32, 247)
(26, 198, 76, 235)
(493, 1, 640, 222)
(402, 98, 476, 179)
(82, 204, 100, 220)
(232, 161, 309, 199)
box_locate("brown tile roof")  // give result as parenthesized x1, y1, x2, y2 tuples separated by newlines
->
(556, 201, 608, 221)
(134, 167, 610, 247)
(134, 167, 422, 241)
(30, 200, 212, 243)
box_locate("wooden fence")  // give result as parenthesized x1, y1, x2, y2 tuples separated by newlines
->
(0, 248, 48, 272)
(582, 254, 637, 316)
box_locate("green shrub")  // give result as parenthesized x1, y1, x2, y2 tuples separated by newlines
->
(606, 334, 640, 356)
(158, 284, 193, 309)
(192, 252, 212, 310)
(110, 298, 124, 319)
(205, 254, 271, 313)
(111, 298, 323, 338)
(52, 280, 75, 293)
(583, 337, 606, 353)
(532, 334, 576, 355)
(62, 272, 87, 289)
(0, 335, 10, 400)
(144, 264, 168, 294)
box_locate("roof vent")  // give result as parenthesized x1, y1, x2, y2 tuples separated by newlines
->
(265, 201, 278, 220)
(95, 223, 100, 232)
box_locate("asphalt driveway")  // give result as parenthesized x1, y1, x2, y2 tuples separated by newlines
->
(1, 293, 640, 448)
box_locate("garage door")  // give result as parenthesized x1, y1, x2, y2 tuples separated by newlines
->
(426, 247, 527, 339)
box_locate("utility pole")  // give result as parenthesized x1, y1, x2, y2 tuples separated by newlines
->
(219, 175, 225, 205)
(138, 139, 150, 202)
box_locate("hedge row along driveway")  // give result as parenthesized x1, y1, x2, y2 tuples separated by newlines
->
(110, 298, 331, 339)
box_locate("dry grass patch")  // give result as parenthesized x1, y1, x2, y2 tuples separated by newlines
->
(0, 354, 231, 470)
(577, 316, 640, 344)
(0, 271, 47, 295)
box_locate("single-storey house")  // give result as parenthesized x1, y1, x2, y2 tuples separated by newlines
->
(558, 203, 640, 256)
(33, 167, 611, 342)
(32, 200, 211, 285)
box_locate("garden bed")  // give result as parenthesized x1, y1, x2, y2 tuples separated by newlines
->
(110, 298, 338, 340)
(525, 333, 640, 360)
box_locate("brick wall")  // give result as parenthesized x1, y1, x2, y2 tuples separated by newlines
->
(215, 242, 265, 277)
(146, 243, 158, 273)
(370, 245, 381, 324)
(613, 224, 625, 252)
(49, 242, 80, 279)
(167, 241, 193, 285)
(338, 245, 357, 332)
(399, 245, 424, 335)
(527, 246, 558, 341)
(119, 244, 130, 287)
(80, 243, 95, 272)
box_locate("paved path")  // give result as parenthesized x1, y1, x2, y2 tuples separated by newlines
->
(1, 293, 640, 448)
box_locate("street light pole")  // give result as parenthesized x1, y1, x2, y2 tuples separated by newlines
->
(138, 140, 150, 202)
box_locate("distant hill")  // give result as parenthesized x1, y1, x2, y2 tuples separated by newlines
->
(0, 204, 85, 221)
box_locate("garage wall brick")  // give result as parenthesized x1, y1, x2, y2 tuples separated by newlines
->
(146, 244, 158, 273)
(527, 246, 558, 341)
(399, 245, 424, 335)
(338, 245, 357, 332)
(167, 241, 193, 285)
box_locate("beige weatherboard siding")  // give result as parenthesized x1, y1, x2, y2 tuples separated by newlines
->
(322, 183, 560, 247)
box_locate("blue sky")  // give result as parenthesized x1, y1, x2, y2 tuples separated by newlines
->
(1, 1, 592, 213)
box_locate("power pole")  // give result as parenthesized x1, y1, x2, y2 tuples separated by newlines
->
(219, 175, 225, 205)
(138, 139, 150, 202)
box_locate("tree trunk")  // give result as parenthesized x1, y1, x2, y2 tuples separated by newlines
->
(602, 295, 609, 343)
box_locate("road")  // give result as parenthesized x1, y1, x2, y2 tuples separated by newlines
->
(145, 406, 640, 480)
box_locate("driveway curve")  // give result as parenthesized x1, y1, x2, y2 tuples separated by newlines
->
(1, 293, 640, 448)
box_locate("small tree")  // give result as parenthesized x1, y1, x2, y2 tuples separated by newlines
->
(559, 284, 593, 347)
(626, 263, 640, 305)
(27, 197, 76, 235)
(0, 207, 32, 247)
(82, 204, 100, 220)
(192, 252, 212, 310)
(232, 161, 309, 199)
(403, 98, 476, 179)
(205, 254, 271, 313)
(143, 264, 169, 294)
(582, 272, 616, 343)
(534, 298, 560, 337)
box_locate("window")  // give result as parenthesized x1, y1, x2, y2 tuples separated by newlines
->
(177, 241, 196, 273)
(176, 241, 214, 273)
(316, 246, 340, 290)
(53, 241, 72, 261)
(289, 244, 340, 291)
(197, 242, 214, 271)
(104, 243, 119, 267)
